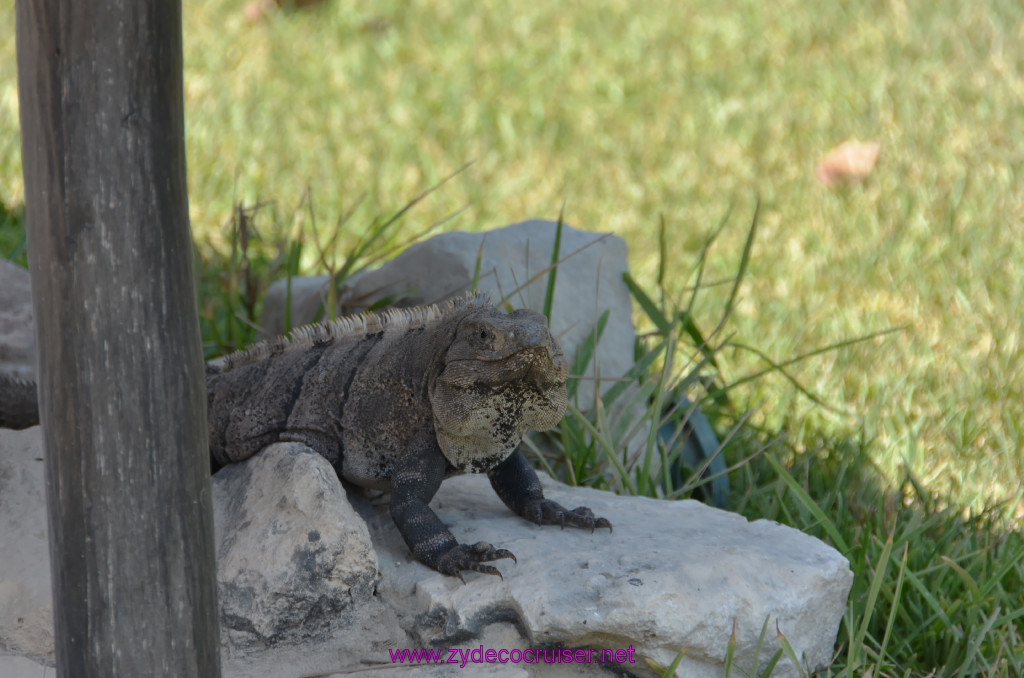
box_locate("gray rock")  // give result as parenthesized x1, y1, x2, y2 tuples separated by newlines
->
(212, 443, 379, 648)
(0, 428, 851, 677)
(0, 259, 35, 380)
(0, 427, 52, 666)
(385, 475, 851, 678)
(259, 274, 333, 336)
(0, 654, 55, 678)
(261, 221, 636, 407)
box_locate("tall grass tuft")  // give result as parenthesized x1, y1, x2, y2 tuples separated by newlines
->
(9, 184, 1020, 675)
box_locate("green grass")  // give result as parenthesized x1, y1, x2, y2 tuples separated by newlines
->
(2, 0, 1021, 515)
(2, 0, 1023, 675)
(555, 229, 1024, 676)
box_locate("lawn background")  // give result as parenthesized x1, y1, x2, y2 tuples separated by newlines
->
(1, 0, 1022, 674)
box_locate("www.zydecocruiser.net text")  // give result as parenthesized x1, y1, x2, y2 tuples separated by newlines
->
(389, 644, 637, 668)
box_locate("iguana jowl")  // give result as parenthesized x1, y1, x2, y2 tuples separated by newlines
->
(1, 293, 610, 578)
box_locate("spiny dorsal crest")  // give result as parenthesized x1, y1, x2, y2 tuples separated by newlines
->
(210, 291, 492, 372)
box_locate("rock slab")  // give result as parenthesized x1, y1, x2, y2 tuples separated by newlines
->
(393, 476, 851, 677)
(0, 427, 51, 665)
(261, 220, 636, 407)
(212, 443, 379, 647)
(0, 429, 852, 677)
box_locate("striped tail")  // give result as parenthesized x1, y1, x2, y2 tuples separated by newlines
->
(0, 373, 40, 429)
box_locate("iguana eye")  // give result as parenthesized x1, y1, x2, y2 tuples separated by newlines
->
(478, 329, 490, 341)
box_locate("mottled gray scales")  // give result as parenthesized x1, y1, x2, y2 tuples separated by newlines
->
(3, 293, 611, 578)
(0, 374, 38, 430)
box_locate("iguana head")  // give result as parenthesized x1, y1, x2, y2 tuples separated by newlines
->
(431, 305, 569, 473)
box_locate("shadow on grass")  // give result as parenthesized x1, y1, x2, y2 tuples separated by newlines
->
(725, 421, 1024, 677)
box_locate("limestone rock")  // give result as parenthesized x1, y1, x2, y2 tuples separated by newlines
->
(0, 259, 35, 380)
(261, 221, 636, 407)
(212, 443, 379, 648)
(0, 654, 54, 678)
(0, 427, 851, 677)
(258, 274, 333, 335)
(0, 427, 52, 666)
(373, 474, 852, 678)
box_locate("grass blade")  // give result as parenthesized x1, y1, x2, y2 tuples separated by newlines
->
(623, 272, 672, 336)
(852, 532, 895, 666)
(764, 454, 849, 553)
(543, 203, 565, 320)
(721, 197, 760, 321)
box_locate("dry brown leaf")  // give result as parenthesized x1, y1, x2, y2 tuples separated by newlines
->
(242, 0, 275, 22)
(815, 140, 881, 187)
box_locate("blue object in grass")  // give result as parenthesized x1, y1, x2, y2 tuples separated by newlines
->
(660, 397, 729, 508)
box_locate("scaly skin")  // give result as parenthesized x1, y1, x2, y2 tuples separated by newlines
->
(3, 294, 611, 578)
(0, 374, 39, 430)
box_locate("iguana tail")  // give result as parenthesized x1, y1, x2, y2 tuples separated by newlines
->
(0, 373, 40, 430)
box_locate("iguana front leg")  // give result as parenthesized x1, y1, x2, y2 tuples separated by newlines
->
(488, 450, 613, 532)
(390, 435, 515, 579)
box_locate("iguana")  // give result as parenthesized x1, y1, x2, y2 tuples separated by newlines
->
(0, 373, 37, 432)
(0, 293, 610, 578)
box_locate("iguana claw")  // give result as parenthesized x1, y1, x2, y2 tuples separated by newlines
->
(522, 499, 613, 533)
(436, 541, 517, 581)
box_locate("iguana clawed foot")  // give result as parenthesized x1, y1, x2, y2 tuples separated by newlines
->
(521, 499, 613, 533)
(436, 541, 517, 581)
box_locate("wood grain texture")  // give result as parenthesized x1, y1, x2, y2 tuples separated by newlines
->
(15, 1, 221, 675)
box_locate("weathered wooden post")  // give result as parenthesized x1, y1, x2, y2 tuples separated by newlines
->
(16, 1, 222, 676)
